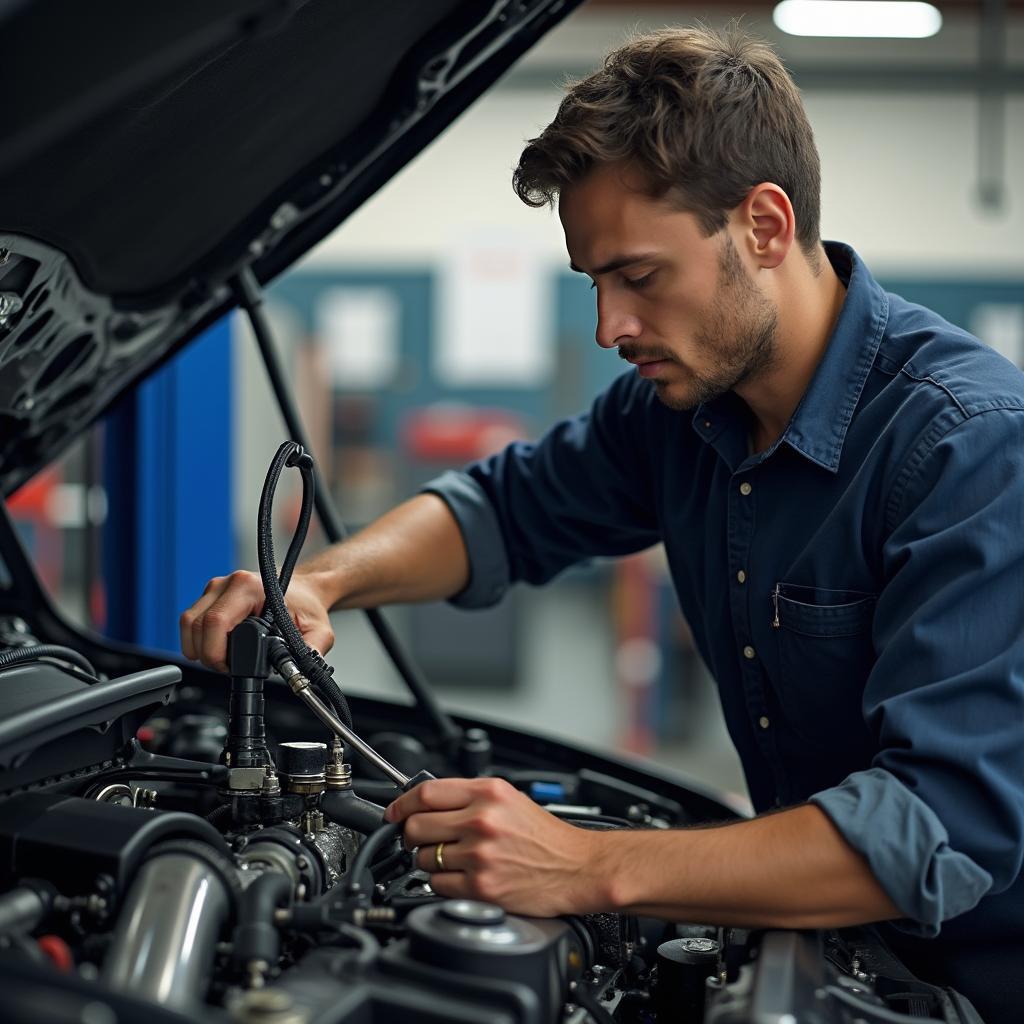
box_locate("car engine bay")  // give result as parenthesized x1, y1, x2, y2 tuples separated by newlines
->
(0, 444, 984, 1024)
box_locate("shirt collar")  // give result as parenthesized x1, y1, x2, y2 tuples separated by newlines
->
(691, 241, 890, 474)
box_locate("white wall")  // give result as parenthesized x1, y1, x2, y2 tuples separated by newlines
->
(296, 8, 1024, 278)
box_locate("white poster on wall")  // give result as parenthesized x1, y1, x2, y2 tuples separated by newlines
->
(315, 287, 400, 389)
(435, 232, 553, 388)
(971, 303, 1024, 368)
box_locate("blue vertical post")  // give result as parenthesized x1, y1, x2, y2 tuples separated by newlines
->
(104, 317, 234, 652)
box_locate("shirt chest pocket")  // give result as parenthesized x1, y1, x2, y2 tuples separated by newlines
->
(771, 583, 877, 751)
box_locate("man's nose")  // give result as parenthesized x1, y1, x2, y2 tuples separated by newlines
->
(595, 298, 641, 350)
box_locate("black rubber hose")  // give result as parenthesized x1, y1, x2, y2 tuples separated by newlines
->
(344, 821, 404, 897)
(232, 872, 293, 971)
(232, 268, 462, 754)
(278, 457, 315, 595)
(257, 442, 353, 730)
(256, 440, 302, 630)
(0, 644, 97, 678)
(321, 788, 385, 833)
(311, 674, 353, 731)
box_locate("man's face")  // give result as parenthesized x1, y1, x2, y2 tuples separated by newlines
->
(559, 163, 778, 411)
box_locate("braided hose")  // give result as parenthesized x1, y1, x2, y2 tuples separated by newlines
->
(257, 441, 353, 729)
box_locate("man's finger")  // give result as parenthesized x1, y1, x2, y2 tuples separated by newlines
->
(402, 808, 471, 849)
(385, 778, 482, 822)
(180, 585, 225, 660)
(414, 840, 466, 874)
(198, 578, 264, 670)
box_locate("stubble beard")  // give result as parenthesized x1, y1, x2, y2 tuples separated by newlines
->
(653, 236, 779, 413)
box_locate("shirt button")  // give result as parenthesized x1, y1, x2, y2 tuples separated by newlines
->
(739, 482, 753, 496)
(759, 716, 771, 729)
(736, 570, 747, 584)
(743, 645, 756, 660)
(703, 419, 712, 429)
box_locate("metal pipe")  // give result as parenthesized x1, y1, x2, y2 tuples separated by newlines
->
(0, 883, 54, 934)
(102, 853, 231, 1010)
(287, 671, 410, 789)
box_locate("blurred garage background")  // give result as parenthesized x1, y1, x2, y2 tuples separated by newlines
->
(11, 0, 1023, 811)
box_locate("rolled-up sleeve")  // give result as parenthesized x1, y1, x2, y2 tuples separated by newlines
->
(812, 768, 992, 934)
(812, 406, 1024, 935)
(421, 371, 662, 608)
(420, 469, 512, 609)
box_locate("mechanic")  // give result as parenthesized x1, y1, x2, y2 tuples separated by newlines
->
(182, 26, 1024, 1020)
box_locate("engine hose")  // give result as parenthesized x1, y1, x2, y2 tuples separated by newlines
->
(321, 788, 385, 833)
(232, 871, 293, 973)
(257, 441, 353, 730)
(344, 821, 404, 897)
(257, 440, 305, 634)
(278, 455, 315, 596)
(0, 644, 97, 678)
(312, 674, 353, 732)
(266, 632, 353, 732)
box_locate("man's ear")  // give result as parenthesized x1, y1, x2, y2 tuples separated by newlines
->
(736, 183, 795, 270)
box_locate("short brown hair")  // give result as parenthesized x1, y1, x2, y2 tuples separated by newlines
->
(514, 24, 821, 260)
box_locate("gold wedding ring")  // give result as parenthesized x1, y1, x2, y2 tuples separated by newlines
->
(435, 841, 447, 872)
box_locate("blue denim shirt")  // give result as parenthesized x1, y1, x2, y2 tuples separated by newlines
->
(423, 243, 1024, 974)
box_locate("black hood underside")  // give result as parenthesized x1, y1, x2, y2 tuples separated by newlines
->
(0, 0, 582, 495)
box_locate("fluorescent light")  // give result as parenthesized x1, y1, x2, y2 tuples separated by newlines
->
(773, 1, 942, 38)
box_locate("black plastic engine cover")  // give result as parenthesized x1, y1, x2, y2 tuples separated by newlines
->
(0, 792, 228, 896)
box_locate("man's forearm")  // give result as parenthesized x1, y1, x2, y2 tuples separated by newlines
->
(388, 779, 904, 928)
(296, 493, 471, 610)
(589, 803, 901, 928)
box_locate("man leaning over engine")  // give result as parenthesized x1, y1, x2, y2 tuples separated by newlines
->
(182, 26, 1024, 1022)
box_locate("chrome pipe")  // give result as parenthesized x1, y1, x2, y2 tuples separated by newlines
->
(102, 852, 230, 1010)
(276, 656, 410, 788)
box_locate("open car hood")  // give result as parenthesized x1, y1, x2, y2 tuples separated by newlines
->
(0, 0, 582, 495)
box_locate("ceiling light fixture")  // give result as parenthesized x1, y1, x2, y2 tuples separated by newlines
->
(773, 0, 943, 38)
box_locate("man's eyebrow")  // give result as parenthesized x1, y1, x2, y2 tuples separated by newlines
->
(568, 253, 659, 276)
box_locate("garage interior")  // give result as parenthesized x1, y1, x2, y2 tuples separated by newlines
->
(11, 0, 1020, 810)
(2, 2, 1022, 1021)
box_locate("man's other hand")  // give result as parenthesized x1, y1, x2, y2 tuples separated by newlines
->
(180, 570, 335, 673)
(385, 777, 602, 917)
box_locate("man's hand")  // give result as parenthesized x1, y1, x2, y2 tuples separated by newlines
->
(180, 570, 334, 673)
(387, 778, 903, 929)
(385, 778, 603, 917)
